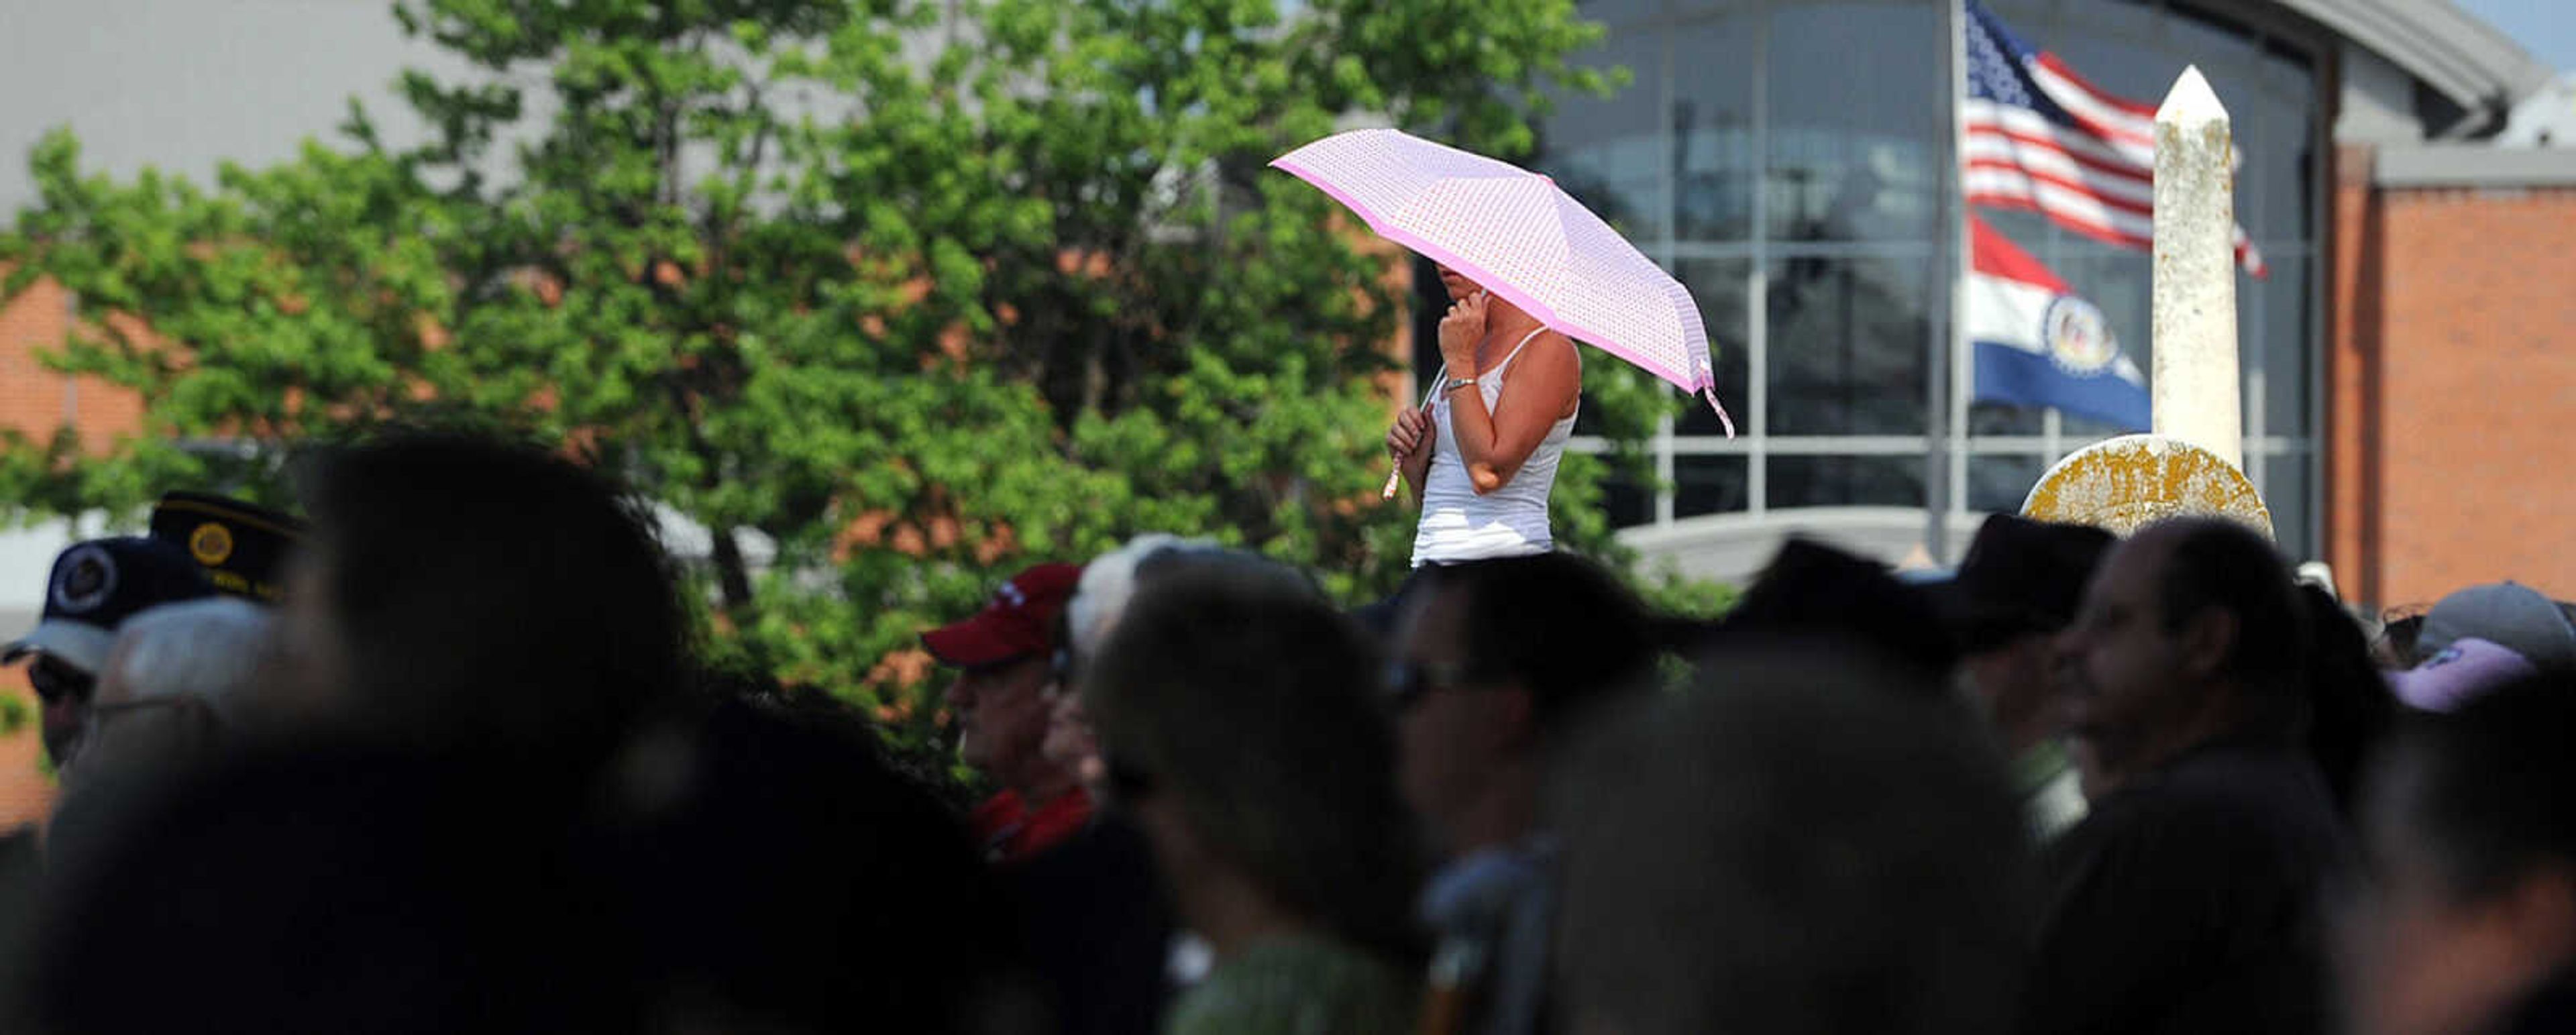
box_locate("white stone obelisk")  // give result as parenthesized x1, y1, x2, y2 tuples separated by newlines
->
(2021, 67, 2272, 539)
(2150, 65, 2243, 470)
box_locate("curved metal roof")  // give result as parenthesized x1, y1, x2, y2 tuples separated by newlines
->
(2282, 0, 2556, 121)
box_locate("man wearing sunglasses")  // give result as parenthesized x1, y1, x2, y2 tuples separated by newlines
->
(5, 538, 215, 771)
(1389, 554, 1659, 1035)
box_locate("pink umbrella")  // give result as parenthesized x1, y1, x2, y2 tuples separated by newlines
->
(1272, 128, 1735, 441)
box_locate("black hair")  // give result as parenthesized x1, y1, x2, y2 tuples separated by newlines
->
(299, 432, 688, 767)
(2297, 584, 2398, 818)
(1554, 647, 2030, 1035)
(2150, 519, 2309, 693)
(2385, 674, 2576, 901)
(600, 690, 1012, 1032)
(1429, 553, 1660, 726)
(1707, 538, 1959, 690)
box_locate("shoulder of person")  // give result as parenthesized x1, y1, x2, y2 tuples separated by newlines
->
(1505, 330, 1580, 382)
(2054, 772, 2339, 888)
(1168, 940, 1416, 1035)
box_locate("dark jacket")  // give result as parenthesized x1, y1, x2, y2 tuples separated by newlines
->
(2485, 967, 2576, 1035)
(1007, 813, 1178, 1035)
(2018, 736, 2353, 1035)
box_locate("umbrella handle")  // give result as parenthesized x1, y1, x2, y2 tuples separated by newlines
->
(1381, 364, 1449, 502)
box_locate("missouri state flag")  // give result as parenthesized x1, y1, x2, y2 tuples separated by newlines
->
(1966, 215, 2149, 431)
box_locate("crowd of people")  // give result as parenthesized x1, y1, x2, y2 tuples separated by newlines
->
(0, 429, 2569, 1035)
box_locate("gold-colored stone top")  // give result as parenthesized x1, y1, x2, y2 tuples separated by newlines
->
(2022, 434, 2273, 539)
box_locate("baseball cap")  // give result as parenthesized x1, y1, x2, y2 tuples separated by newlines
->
(2386, 637, 2540, 713)
(2418, 581, 2576, 675)
(920, 563, 1083, 668)
(1927, 514, 2116, 653)
(149, 491, 308, 604)
(4, 537, 219, 675)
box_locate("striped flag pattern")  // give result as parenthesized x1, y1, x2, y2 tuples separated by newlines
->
(1962, 0, 2267, 277)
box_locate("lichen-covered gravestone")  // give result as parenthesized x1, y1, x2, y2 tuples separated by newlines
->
(2023, 66, 2272, 539)
(2023, 434, 2272, 537)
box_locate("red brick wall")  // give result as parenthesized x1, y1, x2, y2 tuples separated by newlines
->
(2324, 146, 2379, 606)
(2328, 168, 2576, 609)
(0, 274, 150, 446)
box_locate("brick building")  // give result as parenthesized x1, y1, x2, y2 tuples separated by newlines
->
(2325, 149, 2576, 610)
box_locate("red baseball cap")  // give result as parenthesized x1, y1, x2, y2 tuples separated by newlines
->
(920, 563, 1083, 667)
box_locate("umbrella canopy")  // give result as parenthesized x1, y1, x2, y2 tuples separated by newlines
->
(1271, 128, 1733, 435)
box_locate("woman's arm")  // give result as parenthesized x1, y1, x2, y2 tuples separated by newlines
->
(1434, 298, 1578, 494)
(1444, 339, 1576, 494)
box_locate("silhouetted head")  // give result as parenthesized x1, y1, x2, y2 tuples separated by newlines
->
(284, 432, 688, 767)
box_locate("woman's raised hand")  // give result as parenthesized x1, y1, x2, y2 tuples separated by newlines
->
(1437, 292, 1489, 372)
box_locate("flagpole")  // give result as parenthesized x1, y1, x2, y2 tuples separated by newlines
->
(1924, 0, 1957, 565)
(1947, 0, 1974, 546)
(1926, 0, 1971, 566)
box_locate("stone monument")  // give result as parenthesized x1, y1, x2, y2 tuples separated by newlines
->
(2022, 66, 2273, 539)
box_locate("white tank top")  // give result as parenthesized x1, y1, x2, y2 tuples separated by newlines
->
(1410, 328, 1577, 567)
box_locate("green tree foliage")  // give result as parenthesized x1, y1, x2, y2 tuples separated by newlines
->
(0, 0, 1707, 752)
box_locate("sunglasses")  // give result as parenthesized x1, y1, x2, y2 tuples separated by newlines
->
(28, 658, 95, 707)
(1382, 659, 1483, 712)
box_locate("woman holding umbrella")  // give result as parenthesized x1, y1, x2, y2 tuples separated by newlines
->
(1272, 128, 1730, 581)
(1386, 265, 1581, 567)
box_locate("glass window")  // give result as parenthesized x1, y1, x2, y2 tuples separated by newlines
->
(1968, 454, 2047, 513)
(1769, 455, 1926, 508)
(2234, 89, 2317, 243)
(1673, 14, 1758, 241)
(1676, 455, 1750, 516)
(1540, 32, 1670, 242)
(1969, 401, 2041, 436)
(1765, 256, 1931, 435)
(2258, 451, 2310, 563)
(2257, 255, 2310, 437)
(1579, 0, 1662, 30)
(1764, 2, 1941, 244)
(1676, 258, 1752, 436)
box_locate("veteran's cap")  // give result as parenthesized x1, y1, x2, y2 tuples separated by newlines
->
(4, 537, 218, 675)
(149, 491, 309, 604)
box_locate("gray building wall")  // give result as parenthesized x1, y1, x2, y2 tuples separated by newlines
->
(0, 0, 473, 217)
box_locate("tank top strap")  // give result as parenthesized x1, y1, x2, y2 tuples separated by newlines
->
(1487, 326, 1550, 379)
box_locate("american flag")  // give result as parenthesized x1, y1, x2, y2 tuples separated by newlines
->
(1962, 0, 2267, 276)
